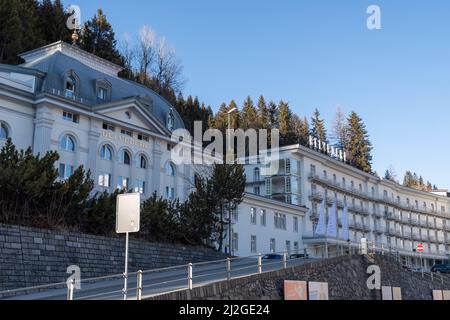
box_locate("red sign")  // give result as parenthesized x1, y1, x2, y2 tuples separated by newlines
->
(417, 244, 424, 253)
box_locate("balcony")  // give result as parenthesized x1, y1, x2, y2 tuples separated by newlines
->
(420, 220, 428, 227)
(363, 223, 371, 232)
(410, 218, 420, 226)
(428, 221, 436, 229)
(429, 235, 437, 242)
(374, 210, 384, 218)
(412, 233, 421, 241)
(421, 234, 429, 242)
(374, 225, 385, 234)
(309, 191, 324, 202)
(387, 228, 396, 236)
(401, 217, 411, 224)
(437, 237, 446, 244)
(395, 230, 403, 238)
(385, 212, 395, 220)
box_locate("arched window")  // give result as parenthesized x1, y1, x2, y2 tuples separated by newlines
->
(122, 150, 131, 165)
(165, 162, 175, 176)
(166, 110, 175, 131)
(0, 122, 9, 139)
(100, 145, 113, 161)
(254, 168, 260, 182)
(139, 155, 147, 169)
(60, 135, 75, 151)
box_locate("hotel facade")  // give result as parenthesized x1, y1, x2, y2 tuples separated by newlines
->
(0, 41, 194, 201)
(233, 144, 450, 268)
(1, 42, 449, 268)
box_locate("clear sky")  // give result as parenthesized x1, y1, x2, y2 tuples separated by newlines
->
(63, 0, 450, 188)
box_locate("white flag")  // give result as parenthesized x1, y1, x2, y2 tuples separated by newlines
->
(315, 200, 326, 236)
(341, 203, 349, 240)
(327, 199, 338, 238)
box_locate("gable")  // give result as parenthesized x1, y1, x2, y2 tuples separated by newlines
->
(96, 104, 169, 136)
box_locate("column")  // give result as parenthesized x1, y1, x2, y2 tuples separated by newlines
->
(151, 139, 162, 195)
(33, 105, 54, 156)
(87, 121, 100, 180)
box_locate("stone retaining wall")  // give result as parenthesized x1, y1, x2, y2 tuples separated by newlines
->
(149, 254, 450, 300)
(0, 224, 226, 292)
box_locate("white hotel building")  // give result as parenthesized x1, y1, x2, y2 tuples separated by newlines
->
(232, 144, 450, 268)
(1, 42, 449, 268)
(0, 41, 194, 201)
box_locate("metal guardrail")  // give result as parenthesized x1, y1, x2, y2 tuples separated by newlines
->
(2, 242, 449, 301)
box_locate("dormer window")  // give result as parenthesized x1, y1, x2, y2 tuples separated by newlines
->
(96, 79, 111, 103)
(65, 76, 76, 98)
(167, 110, 175, 131)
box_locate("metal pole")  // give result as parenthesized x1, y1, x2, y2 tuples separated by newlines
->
(136, 270, 142, 301)
(67, 278, 74, 301)
(258, 253, 262, 274)
(188, 263, 193, 290)
(226, 258, 231, 281)
(123, 232, 129, 300)
(381, 243, 384, 255)
(283, 251, 287, 269)
(421, 253, 424, 278)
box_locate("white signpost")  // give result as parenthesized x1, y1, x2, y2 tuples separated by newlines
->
(116, 193, 141, 300)
(360, 238, 368, 255)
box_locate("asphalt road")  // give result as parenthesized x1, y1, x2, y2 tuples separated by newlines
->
(2, 257, 316, 300)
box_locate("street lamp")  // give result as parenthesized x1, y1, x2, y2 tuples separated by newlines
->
(227, 107, 237, 256)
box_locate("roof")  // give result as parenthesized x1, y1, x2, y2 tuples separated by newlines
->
(13, 41, 184, 131)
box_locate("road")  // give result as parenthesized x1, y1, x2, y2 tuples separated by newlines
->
(2, 257, 316, 300)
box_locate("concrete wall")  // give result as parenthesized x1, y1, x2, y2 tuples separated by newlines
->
(149, 254, 450, 300)
(0, 224, 226, 292)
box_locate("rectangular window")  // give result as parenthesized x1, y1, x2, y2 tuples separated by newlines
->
(285, 159, 291, 175)
(250, 207, 257, 225)
(251, 235, 257, 253)
(232, 207, 239, 222)
(98, 173, 111, 187)
(253, 186, 260, 195)
(138, 134, 149, 142)
(102, 123, 115, 131)
(232, 233, 239, 252)
(165, 187, 175, 199)
(310, 164, 316, 175)
(59, 163, 74, 179)
(63, 111, 79, 123)
(285, 177, 291, 193)
(117, 176, 130, 189)
(293, 216, 299, 232)
(120, 129, 132, 137)
(265, 178, 272, 196)
(260, 209, 266, 226)
(134, 180, 146, 194)
(285, 241, 291, 254)
(274, 213, 287, 230)
(270, 238, 276, 253)
(294, 242, 299, 254)
(97, 87, 108, 101)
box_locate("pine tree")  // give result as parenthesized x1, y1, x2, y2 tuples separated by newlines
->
(310, 108, 328, 143)
(268, 100, 278, 129)
(79, 9, 124, 66)
(256, 95, 270, 129)
(292, 115, 310, 146)
(345, 111, 373, 173)
(37, 0, 71, 46)
(278, 100, 297, 146)
(240, 96, 258, 130)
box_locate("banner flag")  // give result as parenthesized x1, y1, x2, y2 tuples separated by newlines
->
(327, 199, 337, 238)
(341, 203, 349, 240)
(315, 200, 326, 236)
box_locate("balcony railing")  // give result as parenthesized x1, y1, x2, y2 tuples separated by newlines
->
(374, 225, 385, 234)
(420, 220, 428, 227)
(309, 191, 324, 202)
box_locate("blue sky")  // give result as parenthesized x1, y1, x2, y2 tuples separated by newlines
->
(63, 0, 450, 188)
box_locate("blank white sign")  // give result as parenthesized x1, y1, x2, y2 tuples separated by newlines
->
(116, 193, 140, 233)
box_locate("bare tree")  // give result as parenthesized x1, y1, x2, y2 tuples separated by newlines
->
(331, 106, 347, 150)
(119, 32, 136, 78)
(154, 37, 185, 93)
(136, 25, 156, 85)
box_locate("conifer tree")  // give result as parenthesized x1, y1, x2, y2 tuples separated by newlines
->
(345, 111, 373, 173)
(310, 108, 328, 143)
(240, 96, 258, 130)
(256, 95, 270, 129)
(278, 100, 297, 146)
(79, 9, 124, 66)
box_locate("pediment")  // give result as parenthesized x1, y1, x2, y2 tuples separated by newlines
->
(94, 100, 169, 136)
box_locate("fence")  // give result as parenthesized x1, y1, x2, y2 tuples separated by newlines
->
(1, 242, 449, 300)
